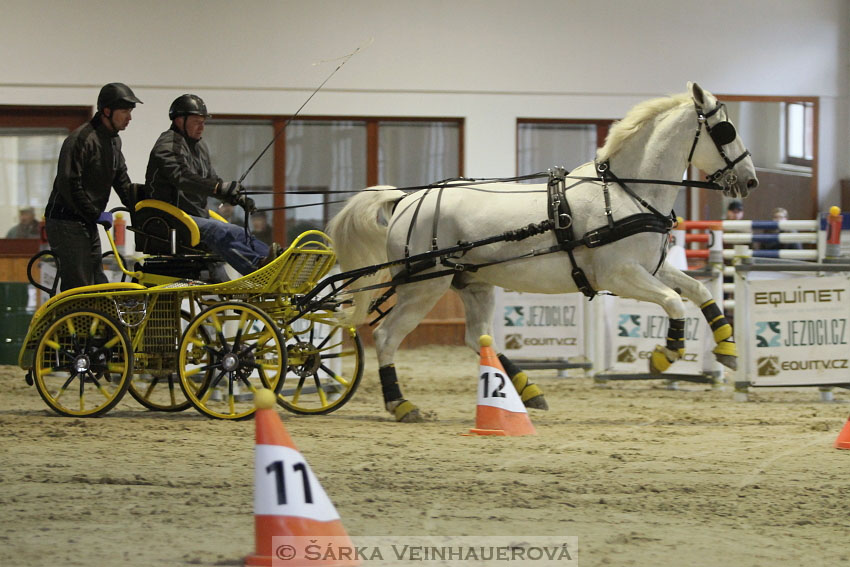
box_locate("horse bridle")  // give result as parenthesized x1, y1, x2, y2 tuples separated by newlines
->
(686, 102, 751, 189)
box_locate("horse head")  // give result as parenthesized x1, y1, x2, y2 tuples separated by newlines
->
(687, 82, 759, 199)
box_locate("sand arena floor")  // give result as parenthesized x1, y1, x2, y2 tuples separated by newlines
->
(1, 345, 849, 567)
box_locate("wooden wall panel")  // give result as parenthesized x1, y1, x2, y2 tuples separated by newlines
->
(357, 289, 467, 348)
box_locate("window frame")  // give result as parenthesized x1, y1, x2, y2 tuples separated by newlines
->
(699, 95, 819, 221)
(210, 114, 464, 243)
(0, 105, 92, 244)
(515, 118, 611, 176)
(783, 100, 815, 167)
(0, 105, 91, 131)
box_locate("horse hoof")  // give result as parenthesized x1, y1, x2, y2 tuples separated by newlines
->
(523, 394, 549, 411)
(649, 345, 675, 374)
(386, 399, 423, 423)
(516, 383, 548, 410)
(715, 354, 737, 371)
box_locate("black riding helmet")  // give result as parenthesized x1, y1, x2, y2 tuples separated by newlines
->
(169, 94, 212, 120)
(97, 83, 143, 111)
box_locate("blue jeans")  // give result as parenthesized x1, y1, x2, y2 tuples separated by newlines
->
(191, 216, 269, 276)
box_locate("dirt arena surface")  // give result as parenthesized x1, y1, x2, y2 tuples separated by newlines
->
(2, 345, 849, 567)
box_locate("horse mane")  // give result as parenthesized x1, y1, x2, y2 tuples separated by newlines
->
(596, 93, 692, 162)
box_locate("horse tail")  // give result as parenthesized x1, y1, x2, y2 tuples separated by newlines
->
(326, 186, 405, 326)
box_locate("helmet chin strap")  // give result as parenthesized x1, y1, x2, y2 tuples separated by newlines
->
(102, 108, 118, 133)
(176, 116, 201, 141)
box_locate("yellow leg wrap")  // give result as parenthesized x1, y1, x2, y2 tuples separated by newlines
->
(713, 340, 737, 357)
(511, 371, 529, 395)
(650, 346, 674, 373)
(713, 323, 733, 342)
(519, 383, 544, 403)
(390, 400, 421, 422)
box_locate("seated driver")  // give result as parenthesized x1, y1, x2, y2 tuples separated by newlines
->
(145, 94, 281, 275)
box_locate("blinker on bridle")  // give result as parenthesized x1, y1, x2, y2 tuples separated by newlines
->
(686, 102, 751, 189)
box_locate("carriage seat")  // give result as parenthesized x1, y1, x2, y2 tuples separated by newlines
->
(132, 199, 204, 255)
(130, 199, 228, 283)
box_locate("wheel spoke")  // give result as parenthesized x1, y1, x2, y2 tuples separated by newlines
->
(320, 364, 350, 386)
(143, 377, 160, 398)
(311, 372, 328, 406)
(290, 375, 307, 404)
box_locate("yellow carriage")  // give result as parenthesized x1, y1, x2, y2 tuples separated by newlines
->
(19, 221, 364, 420)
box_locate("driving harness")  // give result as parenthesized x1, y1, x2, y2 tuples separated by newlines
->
(385, 100, 751, 305)
(547, 100, 751, 299)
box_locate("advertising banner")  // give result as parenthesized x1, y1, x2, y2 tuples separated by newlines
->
(600, 294, 713, 375)
(746, 275, 850, 386)
(492, 289, 585, 360)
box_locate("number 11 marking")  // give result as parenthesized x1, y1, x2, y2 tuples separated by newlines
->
(266, 460, 314, 505)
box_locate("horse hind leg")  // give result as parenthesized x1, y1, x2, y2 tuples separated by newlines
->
(497, 354, 548, 410)
(457, 281, 548, 410)
(373, 278, 451, 423)
(656, 263, 737, 370)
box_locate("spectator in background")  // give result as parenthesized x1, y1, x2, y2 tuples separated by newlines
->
(250, 211, 273, 246)
(5, 207, 40, 238)
(760, 207, 802, 251)
(726, 199, 744, 220)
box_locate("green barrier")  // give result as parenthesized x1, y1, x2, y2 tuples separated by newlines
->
(0, 283, 33, 365)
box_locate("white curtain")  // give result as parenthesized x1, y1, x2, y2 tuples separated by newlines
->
(0, 130, 64, 235)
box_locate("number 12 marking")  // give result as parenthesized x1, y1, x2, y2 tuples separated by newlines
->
(480, 371, 507, 398)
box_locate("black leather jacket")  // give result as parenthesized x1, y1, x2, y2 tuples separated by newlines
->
(145, 125, 222, 218)
(46, 116, 135, 223)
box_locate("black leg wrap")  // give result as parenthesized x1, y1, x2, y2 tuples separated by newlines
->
(497, 353, 522, 378)
(379, 364, 402, 403)
(667, 318, 685, 352)
(700, 299, 722, 321)
(701, 298, 733, 342)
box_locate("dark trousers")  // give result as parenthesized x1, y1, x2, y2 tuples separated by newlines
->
(45, 218, 107, 292)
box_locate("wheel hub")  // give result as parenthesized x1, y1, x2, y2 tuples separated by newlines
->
(222, 353, 240, 372)
(287, 341, 321, 377)
(73, 355, 91, 373)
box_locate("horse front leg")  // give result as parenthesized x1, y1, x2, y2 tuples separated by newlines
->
(458, 282, 548, 410)
(373, 278, 451, 423)
(656, 263, 737, 370)
(599, 264, 687, 374)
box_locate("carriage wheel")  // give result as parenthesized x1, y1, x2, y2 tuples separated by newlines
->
(128, 372, 192, 412)
(178, 302, 285, 420)
(127, 311, 206, 412)
(277, 310, 363, 415)
(32, 310, 133, 417)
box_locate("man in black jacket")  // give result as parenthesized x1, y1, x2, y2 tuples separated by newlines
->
(45, 82, 142, 291)
(145, 94, 279, 276)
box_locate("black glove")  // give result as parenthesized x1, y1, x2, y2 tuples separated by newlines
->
(217, 180, 243, 206)
(237, 195, 256, 213)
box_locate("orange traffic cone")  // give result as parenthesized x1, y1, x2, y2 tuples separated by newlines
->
(835, 415, 850, 450)
(468, 335, 537, 436)
(245, 389, 359, 567)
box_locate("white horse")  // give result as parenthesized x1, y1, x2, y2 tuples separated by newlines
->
(327, 82, 758, 422)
